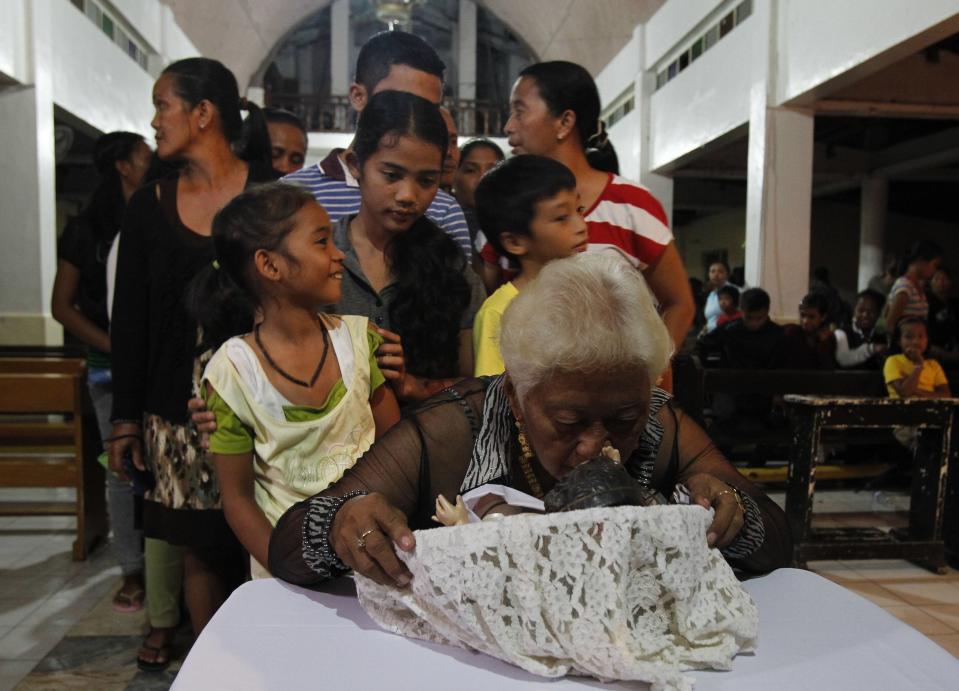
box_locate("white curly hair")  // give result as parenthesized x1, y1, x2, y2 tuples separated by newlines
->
(499, 251, 673, 399)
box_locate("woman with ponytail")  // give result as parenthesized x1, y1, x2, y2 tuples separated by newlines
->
(108, 57, 275, 671)
(52, 130, 151, 614)
(477, 60, 695, 355)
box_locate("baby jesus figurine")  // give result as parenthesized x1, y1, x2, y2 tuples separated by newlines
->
(432, 442, 655, 527)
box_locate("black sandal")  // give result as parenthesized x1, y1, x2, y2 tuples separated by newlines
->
(136, 641, 171, 672)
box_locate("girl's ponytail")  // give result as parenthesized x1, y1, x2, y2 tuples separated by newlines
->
(187, 259, 255, 351)
(187, 182, 316, 349)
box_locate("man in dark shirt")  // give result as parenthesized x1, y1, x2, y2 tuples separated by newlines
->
(698, 287, 785, 369)
(697, 287, 786, 427)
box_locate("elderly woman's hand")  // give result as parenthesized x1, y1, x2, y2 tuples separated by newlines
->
(684, 473, 745, 548)
(329, 493, 416, 587)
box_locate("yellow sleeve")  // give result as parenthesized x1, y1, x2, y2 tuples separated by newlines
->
(930, 360, 949, 388)
(883, 355, 906, 397)
(472, 297, 506, 377)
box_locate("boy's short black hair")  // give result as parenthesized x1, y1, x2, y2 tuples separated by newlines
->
(717, 285, 740, 306)
(474, 155, 577, 262)
(856, 288, 886, 312)
(800, 291, 830, 315)
(741, 287, 770, 313)
(355, 31, 445, 91)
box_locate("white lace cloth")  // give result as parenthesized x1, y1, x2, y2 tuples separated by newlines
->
(356, 505, 758, 691)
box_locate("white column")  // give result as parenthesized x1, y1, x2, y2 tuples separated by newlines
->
(0, 0, 60, 345)
(858, 176, 888, 290)
(330, 0, 352, 131)
(744, 85, 815, 319)
(331, 0, 351, 95)
(634, 24, 673, 224)
(457, 0, 477, 135)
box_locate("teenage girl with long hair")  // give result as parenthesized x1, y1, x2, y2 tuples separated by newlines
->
(338, 89, 486, 395)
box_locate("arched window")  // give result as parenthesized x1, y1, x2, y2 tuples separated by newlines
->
(255, 0, 536, 136)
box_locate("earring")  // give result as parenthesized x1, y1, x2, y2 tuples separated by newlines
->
(515, 420, 544, 498)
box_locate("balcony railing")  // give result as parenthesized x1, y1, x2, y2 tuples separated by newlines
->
(265, 93, 509, 137)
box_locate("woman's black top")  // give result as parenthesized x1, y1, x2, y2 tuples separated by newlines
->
(110, 162, 276, 425)
(269, 377, 792, 586)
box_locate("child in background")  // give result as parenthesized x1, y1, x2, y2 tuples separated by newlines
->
(781, 292, 837, 369)
(471, 155, 588, 376)
(715, 284, 743, 328)
(190, 183, 400, 576)
(884, 318, 950, 399)
(834, 289, 887, 369)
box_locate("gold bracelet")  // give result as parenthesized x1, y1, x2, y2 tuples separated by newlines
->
(715, 487, 746, 514)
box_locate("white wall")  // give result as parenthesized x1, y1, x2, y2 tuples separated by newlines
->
(0, 0, 30, 83)
(0, 0, 198, 345)
(644, 0, 726, 67)
(594, 34, 639, 106)
(777, 0, 959, 104)
(49, 3, 157, 138)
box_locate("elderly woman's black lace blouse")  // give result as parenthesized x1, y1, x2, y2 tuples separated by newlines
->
(269, 377, 791, 585)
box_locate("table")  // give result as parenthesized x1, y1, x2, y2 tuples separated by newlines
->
(173, 568, 959, 690)
(783, 395, 959, 571)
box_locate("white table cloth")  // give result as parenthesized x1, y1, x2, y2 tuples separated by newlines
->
(173, 568, 959, 690)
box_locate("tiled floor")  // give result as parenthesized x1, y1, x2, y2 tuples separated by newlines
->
(0, 489, 957, 690)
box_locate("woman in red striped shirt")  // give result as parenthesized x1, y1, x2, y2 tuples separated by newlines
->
(477, 61, 694, 351)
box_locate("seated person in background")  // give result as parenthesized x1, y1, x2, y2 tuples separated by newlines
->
(715, 285, 743, 328)
(781, 292, 837, 369)
(834, 289, 887, 369)
(472, 155, 588, 376)
(927, 268, 959, 353)
(884, 317, 951, 450)
(703, 260, 737, 333)
(884, 318, 951, 400)
(697, 288, 787, 426)
(697, 287, 784, 369)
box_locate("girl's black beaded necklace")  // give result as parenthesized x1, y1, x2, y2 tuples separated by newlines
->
(254, 319, 329, 388)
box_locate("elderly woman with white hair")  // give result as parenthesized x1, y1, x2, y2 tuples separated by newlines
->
(268, 253, 790, 586)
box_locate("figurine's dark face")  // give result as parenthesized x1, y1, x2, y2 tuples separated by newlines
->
(507, 366, 651, 481)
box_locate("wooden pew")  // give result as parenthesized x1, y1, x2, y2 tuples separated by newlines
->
(672, 355, 897, 480)
(0, 357, 107, 560)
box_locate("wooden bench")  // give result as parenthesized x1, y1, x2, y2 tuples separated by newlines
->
(783, 395, 959, 572)
(672, 355, 896, 479)
(0, 357, 107, 560)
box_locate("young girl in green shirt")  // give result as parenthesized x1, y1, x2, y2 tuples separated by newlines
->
(191, 182, 400, 576)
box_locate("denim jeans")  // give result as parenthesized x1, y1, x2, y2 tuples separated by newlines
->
(88, 366, 144, 576)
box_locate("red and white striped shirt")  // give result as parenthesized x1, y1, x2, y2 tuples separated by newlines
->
(476, 173, 673, 270)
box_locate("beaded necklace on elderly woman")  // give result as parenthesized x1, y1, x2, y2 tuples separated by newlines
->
(515, 421, 622, 500)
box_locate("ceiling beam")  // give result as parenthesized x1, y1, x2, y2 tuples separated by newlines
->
(816, 99, 959, 119)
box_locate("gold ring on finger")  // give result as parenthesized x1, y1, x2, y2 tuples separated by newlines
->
(357, 528, 375, 550)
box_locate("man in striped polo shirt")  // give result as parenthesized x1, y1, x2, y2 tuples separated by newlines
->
(283, 31, 472, 259)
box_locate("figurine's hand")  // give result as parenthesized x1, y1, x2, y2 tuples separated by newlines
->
(432, 494, 469, 526)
